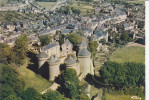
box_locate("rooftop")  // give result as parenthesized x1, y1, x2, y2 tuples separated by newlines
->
(78, 48, 91, 56)
(44, 43, 57, 50)
(36, 52, 48, 58)
(47, 55, 56, 63)
(64, 55, 76, 65)
(78, 41, 87, 47)
(63, 39, 72, 45)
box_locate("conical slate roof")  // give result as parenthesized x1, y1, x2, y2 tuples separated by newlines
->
(54, 55, 60, 62)
(47, 55, 57, 63)
(64, 39, 72, 44)
(64, 55, 76, 65)
(78, 41, 87, 47)
(36, 52, 48, 58)
(78, 48, 91, 56)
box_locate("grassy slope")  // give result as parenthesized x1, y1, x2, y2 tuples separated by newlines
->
(105, 94, 145, 100)
(110, 46, 145, 64)
(36, 2, 57, 10)
(15, 64, 52, 92)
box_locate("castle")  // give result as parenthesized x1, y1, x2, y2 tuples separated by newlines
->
(37, 39, 94, 81)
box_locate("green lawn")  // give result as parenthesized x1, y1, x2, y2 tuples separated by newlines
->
(105, 94, 144, 100)
(36, 2, 57, 10)
(110, 46, 145, 64)
(16, 64, 52, 92)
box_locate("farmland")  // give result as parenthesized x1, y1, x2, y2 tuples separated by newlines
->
(110, 46, 145, 64)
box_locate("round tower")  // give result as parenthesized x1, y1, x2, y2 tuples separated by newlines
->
(78, 48, 91, 76)
(36, 52, 49, 69)
(47, 55, 60, 81)
(64, 55, 80, 75)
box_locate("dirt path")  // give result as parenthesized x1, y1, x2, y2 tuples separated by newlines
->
(126, 42, 145, 47)
(40, 82, 59, 94)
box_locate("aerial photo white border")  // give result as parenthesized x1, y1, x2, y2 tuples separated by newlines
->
(145, 0, 149, 100)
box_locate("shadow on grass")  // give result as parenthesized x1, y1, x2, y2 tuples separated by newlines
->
(85, 73, 104, 89)
(27, 51, 49, 80)
(27, 52, 38, 73)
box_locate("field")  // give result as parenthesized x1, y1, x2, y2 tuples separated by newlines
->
(71, 1, 94, 15)
(105, 94, 145, 100)
(110, 46, 145, 64)
(0, 0, 8, 5)
(127, 0, 145, 5)
(16, 64, 52, 92)
(37, 2, 57, 10)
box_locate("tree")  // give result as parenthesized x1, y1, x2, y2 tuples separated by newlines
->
(23, 88, 43, 100)
(100, 61, 126, 85)
(87, 41, 98, 57)
(0, 43, 14, 64)
(100, 62, 145, 87)
(64, 6, 72, 14)
(4, 95, 21, 100)
(120, 33, 132, 43)
(42, 90, 64, 100)
(14, 35, 29, 65)
(58, 69, 80, 99)
(124, 62, 145, 87)
(39, 35, 52, 46)
(0, 64, 25, 99)
(76, 92, 90, 100)
(67, 33, 82, 51)
(99, 38, 106, 45)
(59, 34, 66, 46)
(71, 7, 81, 15)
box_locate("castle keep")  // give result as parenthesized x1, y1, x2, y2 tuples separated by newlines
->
(37, 39, 94, 81)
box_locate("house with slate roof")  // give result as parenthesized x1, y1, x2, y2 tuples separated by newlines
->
(42, 43, 60, 57)
(92, 29, 108, 42)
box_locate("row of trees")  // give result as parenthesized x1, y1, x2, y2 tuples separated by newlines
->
(100, 61, 145, 87)
(108, 31, 133, 45)
(0, 35, 28, 65)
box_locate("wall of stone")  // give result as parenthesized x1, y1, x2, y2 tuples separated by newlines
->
(78, 56, 91, 76)
(38, 58, 48, 69)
